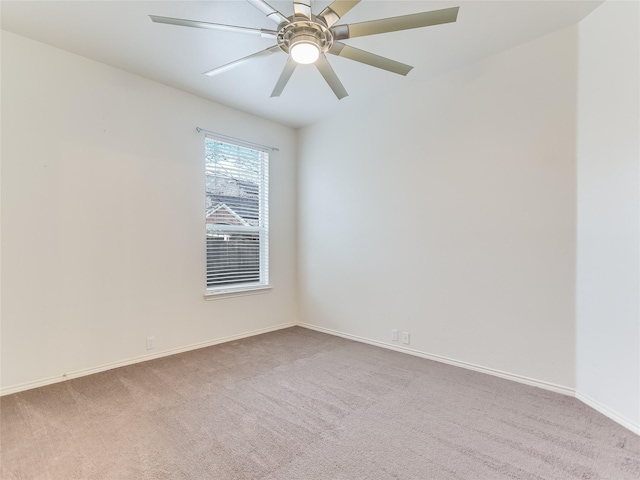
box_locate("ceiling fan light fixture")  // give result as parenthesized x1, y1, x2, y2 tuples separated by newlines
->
(151, 1, 461, 99)
(290, 37, 320, 64)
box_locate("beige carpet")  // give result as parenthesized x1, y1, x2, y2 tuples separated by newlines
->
(1, 326, 638, 479)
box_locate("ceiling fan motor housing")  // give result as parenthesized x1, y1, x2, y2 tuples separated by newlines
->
(276, 16, 334, 56)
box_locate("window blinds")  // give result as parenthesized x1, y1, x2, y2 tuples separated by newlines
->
(205, 136, 269, 291)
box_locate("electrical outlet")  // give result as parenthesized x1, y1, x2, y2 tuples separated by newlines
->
(146, 336, 155, 350)
(391, 329, 398, 341)
(401, 332, 410, 345)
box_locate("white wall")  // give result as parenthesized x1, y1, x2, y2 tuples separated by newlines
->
(298, 26, 579, 390)
(0, 32, 297, 393)
(576, 0, 640, 432)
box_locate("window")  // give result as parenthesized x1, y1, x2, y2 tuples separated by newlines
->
(205, 135, 269, 294)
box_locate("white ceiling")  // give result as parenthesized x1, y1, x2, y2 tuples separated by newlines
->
(1, 0, 601, 128)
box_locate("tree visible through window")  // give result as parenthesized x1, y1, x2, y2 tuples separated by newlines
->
(205, 136, 268, 291)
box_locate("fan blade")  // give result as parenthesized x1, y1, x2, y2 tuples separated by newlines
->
(332, 6, 459, 40)
(150, 15, 277, 38)
(318, 1, 361, 27)
(246, 0, 288, 25)
(271, 57, 297, 97)
(328, 42, 412, 76)
(293, 0, 312, 19)
(315, 54, 348, 99)
(204, 45, 281, 77)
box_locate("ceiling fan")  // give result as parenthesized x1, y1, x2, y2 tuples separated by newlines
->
(150, 0, 459, 99)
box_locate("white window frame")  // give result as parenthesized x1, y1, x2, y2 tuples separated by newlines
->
(204, 134, 270, 298)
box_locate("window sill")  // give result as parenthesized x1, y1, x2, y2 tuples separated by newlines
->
(204, 285, 272, 300)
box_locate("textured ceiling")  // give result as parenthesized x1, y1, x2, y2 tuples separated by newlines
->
(1, 0, 602, 128)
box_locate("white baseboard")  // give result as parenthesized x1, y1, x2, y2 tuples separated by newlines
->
(0, 322, 296, 396)
(576, 391, 640, 435)
(300, 323, 640, 435)
(5, 320, 637, 437)
(298, 323, 576, 396)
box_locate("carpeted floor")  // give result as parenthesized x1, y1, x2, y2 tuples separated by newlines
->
(1, 326, 638, 479)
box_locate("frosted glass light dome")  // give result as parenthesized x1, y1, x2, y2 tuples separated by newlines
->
(291, 42, 320, 64)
